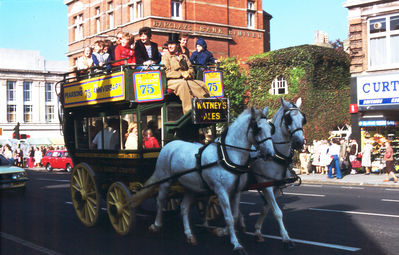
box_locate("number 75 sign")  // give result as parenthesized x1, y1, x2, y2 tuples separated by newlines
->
(133, 71, 164, 102)
(203, 71, 224, 98)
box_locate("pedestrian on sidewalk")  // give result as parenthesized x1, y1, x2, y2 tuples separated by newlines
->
(328, 139, 342, 179)
(361, 139, 373, 175)
(348, 138, 359, 174)
(383, 140, 398, 183)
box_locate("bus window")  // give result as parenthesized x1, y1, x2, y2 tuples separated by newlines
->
(141, 107, 162, 149)
(122, 113, 138, 150)
(166, 105, 183, 122)
(75, 117, 89, 149)
(91, 116, 121, 150)
(89, 117, 103, 150)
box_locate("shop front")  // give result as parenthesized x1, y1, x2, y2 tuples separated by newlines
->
(350, 72, 399, 172)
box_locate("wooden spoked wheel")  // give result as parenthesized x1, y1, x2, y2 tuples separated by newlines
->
(70, 163, 101, 227)
(106, 182, 135, 235)
(206, 195, 222, 221)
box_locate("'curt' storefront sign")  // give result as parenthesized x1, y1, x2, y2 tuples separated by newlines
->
(357, 73, 399, 107)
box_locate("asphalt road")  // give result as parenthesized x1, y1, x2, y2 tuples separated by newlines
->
(1, 169, 398, 255)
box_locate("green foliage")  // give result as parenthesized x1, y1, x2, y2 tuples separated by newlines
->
(246, 45, 351, 141)
(219, 57, 248, 118)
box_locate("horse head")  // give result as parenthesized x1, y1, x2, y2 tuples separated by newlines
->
(249, 107, 275, 159)
(280, 98, 306, 150)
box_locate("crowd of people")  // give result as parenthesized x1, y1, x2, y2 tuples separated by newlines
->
(298, 137, 398, 182)
(75, 27, 217, 113)
(0, 144, 64, 168)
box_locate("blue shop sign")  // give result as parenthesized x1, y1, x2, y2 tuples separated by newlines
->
(359, 120, 398, 126)
(357, 73, 399, 106)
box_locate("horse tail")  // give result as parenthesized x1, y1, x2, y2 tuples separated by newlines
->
(129, 174, 159, 208)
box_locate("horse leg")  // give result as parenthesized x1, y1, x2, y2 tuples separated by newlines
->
(264, 187, 294, 249)
(213, 193, 245, 238)
(254, 202, 271, 242)
(215, 189, 246, 254)
(180, 193, 197, 245)
(149, 182, 170, 232)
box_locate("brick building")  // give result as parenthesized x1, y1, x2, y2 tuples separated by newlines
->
(65, 0, 271, 67)
(344, 0, 399, 161)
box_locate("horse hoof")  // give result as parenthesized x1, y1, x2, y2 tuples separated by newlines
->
(283, 240, 295, 250)
(233, 247, 248, 255)
(255, 234, 264, 242)
(148, 224, 160, 233)
(186, 236, 198, 246)
(212, 227, 226, 237)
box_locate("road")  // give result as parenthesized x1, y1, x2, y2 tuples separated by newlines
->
(1, 169, 398, 255)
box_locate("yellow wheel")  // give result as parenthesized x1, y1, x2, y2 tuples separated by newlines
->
(206, 195, 222, 221)
(107, 182, 135, 235)
(70, 163, 101, 227)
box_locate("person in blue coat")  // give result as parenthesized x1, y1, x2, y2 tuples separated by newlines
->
(189, 38, 216, 67)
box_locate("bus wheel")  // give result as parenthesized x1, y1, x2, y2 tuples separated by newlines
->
(70, 163, 101, 227)
(106, 182, 135, 235)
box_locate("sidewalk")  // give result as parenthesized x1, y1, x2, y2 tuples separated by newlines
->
(297, 171, 399, 188)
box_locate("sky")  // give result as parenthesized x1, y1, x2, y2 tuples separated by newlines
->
(0, 0, 348, 61)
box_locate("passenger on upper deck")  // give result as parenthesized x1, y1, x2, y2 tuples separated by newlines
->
(162, 40, 210, 114)
(108, 32, 123, 62)
(76, 46, 94, 70)
(134, 27, 161, 68)
(189, 38, 216, 67)
(179, 33, 190, 58)
(113, 32, 135, 66)
(92, 40, 110, 67)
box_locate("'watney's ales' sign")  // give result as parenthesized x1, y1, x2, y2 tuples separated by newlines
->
(192, 98, 229, 124)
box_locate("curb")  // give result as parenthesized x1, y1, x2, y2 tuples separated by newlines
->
(300, 179, 399, 188)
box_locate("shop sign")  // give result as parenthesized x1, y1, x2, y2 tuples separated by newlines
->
(192, 98, 229, 124)
(357, 73, 399, 107)
(359, 120, 398, 126)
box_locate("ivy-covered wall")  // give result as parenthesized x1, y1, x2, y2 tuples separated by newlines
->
(246, 44, 351, 141)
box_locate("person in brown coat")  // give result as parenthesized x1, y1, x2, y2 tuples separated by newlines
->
(383, 140, 398, 183)
(162, 40, 209, 113)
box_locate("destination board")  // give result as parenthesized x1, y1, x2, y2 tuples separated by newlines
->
(203, 71, 224, 98)
(192, 98, 229, 124)
(133, 71, 164, 102)
(64, 72, 125, 108)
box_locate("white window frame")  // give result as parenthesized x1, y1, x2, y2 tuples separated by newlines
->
(270, 76, 288, 95)
(129, 1, 143, 22)
(368, 14, 399, 70)
(74, 14, 83, 41)
(7, 105, 16, 123)
(45, 105, 55, 123)
(24, 105, 33, 123)
(247, 11, 255, 28)
(23, 81, 32, 102)
(108, 12, 114, 28)
(171, 1, 182, 19)
(95, 7, 101, 33)
(247, 1, 255, 10)
(45, 83, 54, 102)
(7, 81, 16, 102)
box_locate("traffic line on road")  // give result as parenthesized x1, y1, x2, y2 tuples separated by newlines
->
(240, 201, 256, 205)
(340, 186, 364, 190)
(35, 178, 70, 183)
(195, 225, 361, 252)
(284, 192, 325, 197)
(65, 202, 151, 217)
(309, 208, 399, 218)
(385, 188, 399, 191)
(1, 232, 63, 255)
(302, 184, 323, 187)
(381, 199, 399, 203)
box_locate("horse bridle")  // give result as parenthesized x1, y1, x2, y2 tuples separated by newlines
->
(250, 116, 275, 150)
(273, 107, 305, 145)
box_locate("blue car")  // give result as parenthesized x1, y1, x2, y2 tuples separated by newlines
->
(0, 154, 29, 192)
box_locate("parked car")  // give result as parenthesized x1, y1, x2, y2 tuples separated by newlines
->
(41, 150, 74, 172)
(0, 154, 29, 192)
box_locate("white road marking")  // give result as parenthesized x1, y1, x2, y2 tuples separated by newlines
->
(35, 178, 70, 183)
(284, 192, 325, 197)
(381, 199, 399, 203)
(195, 224, 361, 252)
(341, 186, 364, 190)
(240, 201, 256, 205)
(41, 184, 70, 189)
(302, 184, 323, 187)
(65, 202, 151, 217)
(249, 212, 261, 216)
(385, 188, 399, 191)
(309, 208, 399, 218)
(1, 232, 63, 255)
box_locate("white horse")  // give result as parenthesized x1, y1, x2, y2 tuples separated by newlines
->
(250, 97, 306, 249)
(209, 98, 306, 250)
(131, 107, 275, 254)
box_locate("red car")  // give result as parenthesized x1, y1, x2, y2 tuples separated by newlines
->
(41, 150, 74, 172)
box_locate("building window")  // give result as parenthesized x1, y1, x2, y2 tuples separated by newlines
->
(45, 83, 54, 102)
(7, 105, 16, 123)
(129, 1, 143, 22)
(270, 76, 288, 95)
(24, 105, 33, 123)
(171, 1, 181, 19)
(108, 2, 114, 29)
(95, 7, 101, 33)
(369, 14, 399, 68)
(247, 1, 255, 28)
(23, 81, 31, 102)
(46, 105, 55, 123)
(74, 14, 83, 41)
(7, 81, 16, 101)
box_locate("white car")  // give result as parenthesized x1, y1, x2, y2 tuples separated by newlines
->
(0, 154, 29, 191)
